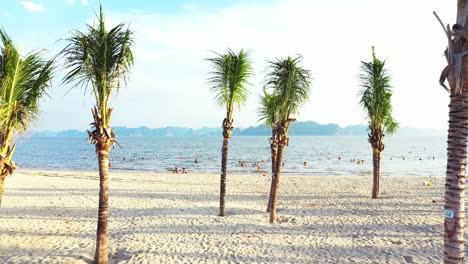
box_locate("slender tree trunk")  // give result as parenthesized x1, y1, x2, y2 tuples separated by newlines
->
(371, 148, 381, 199)
(94, 146, 110, 264)
(440, 2, 468, 262)
(219, 137, 229, 216)
(0, 177, 4, 208)
(443, 93, 468, 264)
(267, 142, 277, 212)
(269, 143, 284, 223)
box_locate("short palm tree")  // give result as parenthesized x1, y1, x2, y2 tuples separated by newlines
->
(435, 1, 468, 262)
(206, 49, 252, 216)
(258, 89, 280, 212)
(61, 6, 134, 264)
(358, 47, 397, 199)
(0, 29, 54, 207)
(264, 56, 311, 223)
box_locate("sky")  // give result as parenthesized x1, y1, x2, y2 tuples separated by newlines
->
(0, 0, 456, 131)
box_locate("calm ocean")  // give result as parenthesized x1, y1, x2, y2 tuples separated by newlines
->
(13, 136, 446, 177)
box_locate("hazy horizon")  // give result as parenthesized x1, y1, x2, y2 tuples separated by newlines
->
(1, 0, 454, 131)
(30, 121, 447, 133)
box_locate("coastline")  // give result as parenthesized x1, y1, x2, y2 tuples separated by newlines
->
(1, 170, 444, 263)
(14, 168, 446, 178)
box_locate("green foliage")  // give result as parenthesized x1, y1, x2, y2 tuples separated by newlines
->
(358, 47, 398, 135)
(206, 49, 252, 117)
(264, 56, 311, 123)
(61, 5, 134, 127)
(0, 28, 54, 134)
(258, 88, 281, 128)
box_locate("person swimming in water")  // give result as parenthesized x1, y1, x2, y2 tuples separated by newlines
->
(195, 157, 199, 163)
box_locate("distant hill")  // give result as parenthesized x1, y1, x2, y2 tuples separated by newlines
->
(29, 121, 446, 137)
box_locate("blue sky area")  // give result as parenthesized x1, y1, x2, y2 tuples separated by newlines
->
(0, 1, 455, 131)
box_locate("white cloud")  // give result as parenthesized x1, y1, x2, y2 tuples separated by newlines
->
(20, 1, 46, 12)
(31, 0, 456, 131)
(182, 4, 199, 12)
(97, 0, 454, 130)
(65, 0, 88, 6)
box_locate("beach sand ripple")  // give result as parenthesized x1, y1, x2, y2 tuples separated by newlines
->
(0, 170, 451, 263)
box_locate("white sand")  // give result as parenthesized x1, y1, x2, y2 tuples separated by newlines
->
(0, 170, 447, 263)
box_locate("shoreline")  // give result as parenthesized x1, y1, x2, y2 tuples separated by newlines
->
(14, 168, 445, 178)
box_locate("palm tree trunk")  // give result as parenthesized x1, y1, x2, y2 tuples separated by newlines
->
(443, 93, 468, 264)
(267, 141, 277, 212)
(219, 136, 229, 216)
(269, 143, 284, 223)
(371, 148, 381, 199)
(0, 176, 4, 208)
(94, 147, 110, 264)
(440, 2, 468, 262)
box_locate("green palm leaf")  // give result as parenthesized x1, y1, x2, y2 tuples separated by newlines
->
(258, 88, 281, 128)
(358, 47, 398, 135)
(0, 27, 55, 172)
(206, 49, 252, 117)
(264, 56, 311, 123)
(61, 5, 134, 128)
(0, 28, 55, 134)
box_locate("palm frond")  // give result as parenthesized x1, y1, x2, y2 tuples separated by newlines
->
(206, 49, 252, 115)
(0, 29, 55, 134)
(263, 55, 311, 122)
(258, 88, 281, 128)
(358, 47, 397, 135)
(61, 4, 134, 127)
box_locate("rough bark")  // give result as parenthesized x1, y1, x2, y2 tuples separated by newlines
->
(269, 142, 284, 223)
(219, 136, 229, 216)
(371, 148, 381, 199)
(441, 2, 468, 262)
(369, 128, 384, 199)
(219, 117, 233, 217)
(94, 145, 110, 264)
(267, 137, 277, 212)
(88, 107, 117, 264)
(0, 177, 4, 208)
(443, 93, 468, 264)
(0, 136, 16, 208)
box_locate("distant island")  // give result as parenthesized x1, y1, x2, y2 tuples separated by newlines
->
(29, 121, 446, 137)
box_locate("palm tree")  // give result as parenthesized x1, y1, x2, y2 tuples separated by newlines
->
(61, 6, 134, 264)
(206, 49, 252, 216)
(358, 47, 398, 199)
(258, 89, 280, 212)
(435, 2, 468, 262)
(0, 29, 54, 207)
(264, 56, 311, 223)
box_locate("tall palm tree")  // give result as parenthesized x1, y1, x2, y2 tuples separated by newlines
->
(264, 56, 311, 223)
(435, 1, 468, 262)
(0, 29, 54, 207)
(258, 89, 280, 212)
(358, 47, 398, 199)
(61, 6, 134, 264)
(206, 49, 252, 216)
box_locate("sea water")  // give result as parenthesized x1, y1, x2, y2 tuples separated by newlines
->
(13, 136, 446, 177)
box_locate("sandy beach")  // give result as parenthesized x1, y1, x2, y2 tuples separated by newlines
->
(0, 170, 446, 263)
